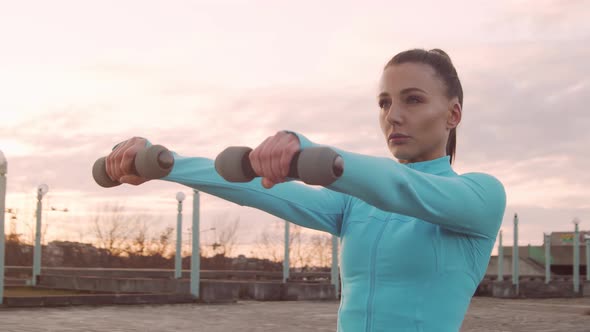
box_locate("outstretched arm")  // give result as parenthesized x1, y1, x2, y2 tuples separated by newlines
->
(103, 136, 347, 236)
(289, 131, 506, 239)
(161, 153, 348, 236)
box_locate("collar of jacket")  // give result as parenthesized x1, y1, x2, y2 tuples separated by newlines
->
(403, 155, 453, 175)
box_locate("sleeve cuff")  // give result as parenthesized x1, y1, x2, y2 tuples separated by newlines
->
(112, 137, 153, 151)
(282, 130, 316, 149)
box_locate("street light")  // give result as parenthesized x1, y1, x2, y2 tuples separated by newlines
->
(512, 213, 519, 295)
(32, 184, 48, 286)
(0, 150, 7, 304)
(584, 234, 590, 282)
(573, 218, 581, 293)
(37, 184, 48, 198)
(544, 232, 551, 284)
(190, 189, 200, 298)
(175, 192, 185, 279)
(0, 150, 6, 173)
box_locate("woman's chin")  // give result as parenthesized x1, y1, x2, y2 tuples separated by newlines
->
(390, 147, 411, 161)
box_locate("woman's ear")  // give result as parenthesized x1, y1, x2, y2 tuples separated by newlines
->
(447, 101, 462, 130)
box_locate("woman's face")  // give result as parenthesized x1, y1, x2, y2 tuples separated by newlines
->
(378, 62, 461, 163)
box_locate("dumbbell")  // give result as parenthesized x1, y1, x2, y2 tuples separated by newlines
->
(92, 145, 174, 188)
(214, 146, 344, 186)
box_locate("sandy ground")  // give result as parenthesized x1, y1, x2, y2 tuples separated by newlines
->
(0, 297, 589, 331)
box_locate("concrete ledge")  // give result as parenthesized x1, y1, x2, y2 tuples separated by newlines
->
(1, 293, 195, 308)
(282, 283, 335, 301)
(200, 280, 240, 304)
(6, 267, 331, 282)
(38, 275, 336, 302)
(239, 281, 283, 301)
(38, 275, 240, 303)
(475, 279, 493, 296)
(39, 275, 189, 294)
(237, 282, 336, 301)
(492, 280, 584, 298)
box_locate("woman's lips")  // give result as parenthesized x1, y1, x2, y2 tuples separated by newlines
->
(389, 134, 411, 144)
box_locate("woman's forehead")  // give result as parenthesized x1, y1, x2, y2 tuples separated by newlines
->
(379, 63, 444, 95)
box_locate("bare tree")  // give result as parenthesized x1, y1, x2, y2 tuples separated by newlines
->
(148, 226, 175, 257)
(214, 215, 240, 257)
(124, 220, 150, 256)
(22, 218, 49, 246)
(76, 224, 87, 243)
(254, 225, 282, 262)
(309, 233, 333, 268)
(289, 224, 318, 269)
(92, 203, 135, 257)
(253, 221, 315, 268)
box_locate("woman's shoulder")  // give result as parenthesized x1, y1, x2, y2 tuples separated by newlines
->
(457, 171, 507, 209)
(459, 171, 504, 188)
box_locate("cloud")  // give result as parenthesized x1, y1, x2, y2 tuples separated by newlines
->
(2, 1, 590, 249)
(447, 41, 590, 209)
(485, 0, 590, 41)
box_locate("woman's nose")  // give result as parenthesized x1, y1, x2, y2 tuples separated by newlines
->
(386, 106, 403, 125)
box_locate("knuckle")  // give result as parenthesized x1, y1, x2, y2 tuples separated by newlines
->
(122, 149, 134, 162)
(271, 147, 282, 158)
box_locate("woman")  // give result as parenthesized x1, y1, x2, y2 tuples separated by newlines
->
(106, 48, 506, 332)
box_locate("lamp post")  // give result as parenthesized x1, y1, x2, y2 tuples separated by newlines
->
(585, 234, 590, 282)
(190, 189, 200, 298)
(283, 220, 290, 283)
(0, 150, 7, 304)
(498, 230, 503, 282)
(544, 233, 551, 284)
(331, 235, 340, 297)
(175, 192, 186, 279)
(512, 213, 519, 295)
(573, 218, 580, 293)
(32, 184, 48, 286)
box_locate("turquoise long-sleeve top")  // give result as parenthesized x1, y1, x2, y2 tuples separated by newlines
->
(160, 131, 507, 332)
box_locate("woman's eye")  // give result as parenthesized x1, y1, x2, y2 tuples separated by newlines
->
(406, 95, 422, 104)
(379, 99, 391, 110)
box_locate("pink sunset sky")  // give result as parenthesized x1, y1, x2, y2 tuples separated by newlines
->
(1, 0, 589, 256)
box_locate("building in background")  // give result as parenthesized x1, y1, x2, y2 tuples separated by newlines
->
(486, 231, 589, 277)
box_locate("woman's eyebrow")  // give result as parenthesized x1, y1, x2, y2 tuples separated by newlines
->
(400, 87, 427, 94)
(379, 88, 427, 98)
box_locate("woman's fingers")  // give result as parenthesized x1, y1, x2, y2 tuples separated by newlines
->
(106, 139, 132, 181)
(271, 133, 297, 182)
(119, 175, 148, 186)
(280, 139, 300, 179)
(261, 177, 275, 189)
(105, 137, 149, 184)
(250, 136, 270, 182)
(250, 131, 300, 189)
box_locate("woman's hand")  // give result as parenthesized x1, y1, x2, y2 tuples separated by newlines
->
(105, 137, 150, 185)
(249, 131, 300, 189)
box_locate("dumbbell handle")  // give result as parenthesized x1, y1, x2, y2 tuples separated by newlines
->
(215, 146, 344, 186)
(238, 150, 301, 179)
(240, 150, 343, 179)
(92, 145, 174, 188)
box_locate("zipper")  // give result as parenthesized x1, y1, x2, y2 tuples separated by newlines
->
(365, 220, 388, 332)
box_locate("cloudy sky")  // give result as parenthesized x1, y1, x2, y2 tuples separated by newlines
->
(1, 0, 589, 256)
